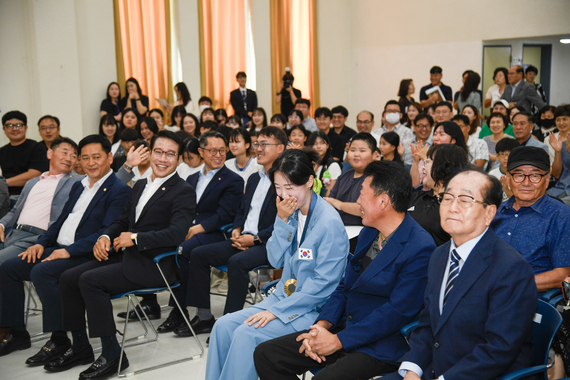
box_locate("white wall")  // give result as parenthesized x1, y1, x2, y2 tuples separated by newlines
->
(0, 0, 116, 147)
(250, 0, 272, 113)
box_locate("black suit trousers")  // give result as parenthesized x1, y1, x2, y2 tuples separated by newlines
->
(185, 239, 268, 314)
(59, 254, 168, 337)
(254, 329, 398, 380)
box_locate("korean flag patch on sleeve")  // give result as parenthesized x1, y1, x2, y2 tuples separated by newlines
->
(298, 248, 313, 260)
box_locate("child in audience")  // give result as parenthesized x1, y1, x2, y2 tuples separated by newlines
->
(324, 132, 378, 225)
(226, 115, 242, 129)
(181, 113, 199, 137)
(287, 124, 307, 149)
(136, 117, 158, 141)
(225, 128, 261, 187)
(149, 108, 165, 131)
(177, 137, 204, 180)
(121, 108, 138, 130)
(250, 107, 268, 133)
(269, 113, 287, 129)
(306, 131, 342, 197)
(489, 138, 520, 201)
(379, 131, 402, 162)
(98, 115, 120, 155)
(165, 105, 186, 132)
(201, 107, 216, 122)
(215, 108, 228, 126)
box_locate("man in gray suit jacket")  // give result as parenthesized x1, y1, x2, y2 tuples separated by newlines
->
(0, 137, 82, 265)
(501, 65, 546, 114)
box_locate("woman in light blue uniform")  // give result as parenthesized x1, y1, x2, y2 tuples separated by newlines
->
(206, 149, 349, 380)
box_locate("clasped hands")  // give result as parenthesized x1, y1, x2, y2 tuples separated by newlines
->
(230, 228, 254, 251)
(18, 244, 70, 263)
(296, 320, 342, 363)
(93, 233, 134, 261)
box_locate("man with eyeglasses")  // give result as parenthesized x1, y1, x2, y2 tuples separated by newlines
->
(153, 131, 244, 336)
(0, 111, 50, 196)
(53, 130, 195, 378)
(37, 115, 61, 150)
(403, 113, 434, 168)
(391, 168, 537, 380)
(180, 127, 286, 337)
(492, 146, 570, 292)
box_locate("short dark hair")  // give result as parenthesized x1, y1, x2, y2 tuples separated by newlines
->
(514, 65, 525, 75)
(525, 65, 538, 75)
(488, 112, 510, 132)
(78, 135, 111, 155)
(451, 114, 470, 128)
(137, 117, 159, 136)
(314, 107, 332, 119)
(435, 101, 453, 112)
(215, 108, 228, 120)
(120, 128, 140, 142)
(427, 144, 470, 187)
(384, 100, 401, 112)
(151, 130, 184, 157)
(200, 120, 219, 133)
(289, 123, 308, 138)
(198, 96, 212, 105)
(258, 126, 288, 146)
(121, 108, 139, 126)
(554, 104, 570, 120)
(99, 115, 119, 143)
(236, 71, 247, 79)
(349, 132, 377, 153)
(331, 105, 348, 117)
(434, 121, 468, 154)
(199, 130, 227, 148)
(295, 98, 311, 108)
(414, 113, 434, 126)
(363, 160, 412, 213)
(149, 108, 164, 117)
(493, 67, 509, 82)
(270, 113, 287, 125)
(289, 109, 304, 122)
(37, 115, 60, 127)
(2, 110, 27, 126)
(430, 66, 443, 74)
(268, 149, 319, 186)
(512, 111, 534, 124)
(51, 137, 79, 154)
(183, 137, 201, 155)
(229, 128, 252, 155)
(495, 137, 520, 154)
(358, 110, 375, 122)
(444, 168, 503, 208)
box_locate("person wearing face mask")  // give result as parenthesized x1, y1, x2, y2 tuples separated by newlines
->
(532, 105, 557, 143)
(197, 96, 213, 119)
(377, 101, 412, 144)
(206, 148, 349, 380)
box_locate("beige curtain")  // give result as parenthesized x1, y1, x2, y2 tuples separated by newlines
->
(198, 0, 246, 112)
(270, 0, 320, 115)
(113, 0, 174, 113)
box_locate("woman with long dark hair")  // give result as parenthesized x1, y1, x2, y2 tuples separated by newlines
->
(398, 79, 416, 125)
(250, 107, 268, 133)
(306, 131, 342, 197)
(206, 149, 349, 380)
(98, 114, 121, 155)
(120, 77, 149, 116)
(379, 131, 402, 162)
(455, 71, 481, 112)
(100, 82, 123, 122)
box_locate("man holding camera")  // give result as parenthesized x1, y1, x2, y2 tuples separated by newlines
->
(275, 70, 302, 117)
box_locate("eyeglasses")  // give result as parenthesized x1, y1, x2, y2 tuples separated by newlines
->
(415, 124, 431, 129)
(253, 142, 279, 150)
(4, 123, 25, 130)
(40, 125, 58, 132)
(152, 149, 177, 159)
(508, 172, 547, 184)
(202, 148, 227, 156)
(356, 120, 371, 125)
(437, 192, 487, 208)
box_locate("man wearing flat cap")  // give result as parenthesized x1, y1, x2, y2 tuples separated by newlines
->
(491, 146, 570, 292)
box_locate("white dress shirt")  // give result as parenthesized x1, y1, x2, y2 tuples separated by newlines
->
(242, 168, 271, 236)
(399, 228, 488, 380)
(195, 166, 221, 203)
(135, 171, 178, 223)
(57, 170, 113, 246)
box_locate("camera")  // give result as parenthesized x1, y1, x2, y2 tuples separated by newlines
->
(283, 67, 294, 89)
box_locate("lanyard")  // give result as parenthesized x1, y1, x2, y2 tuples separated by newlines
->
(289, 191, 318, 279)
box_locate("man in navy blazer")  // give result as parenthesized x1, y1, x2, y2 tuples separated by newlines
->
(254, 161, 436, 380)
(230, 71, 258, 126)
(154, 131, 244, 334)
(392, 169, 537, 380)
(180, 127, 286, 336)
(0, 135, 131, 363)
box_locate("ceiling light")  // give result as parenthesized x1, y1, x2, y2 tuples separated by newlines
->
(561, 39, 570, 44)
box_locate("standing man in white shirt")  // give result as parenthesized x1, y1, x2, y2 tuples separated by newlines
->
(0, 135, 131, 364)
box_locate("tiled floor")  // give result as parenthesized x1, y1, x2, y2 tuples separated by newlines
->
(1, 291, 246, 380)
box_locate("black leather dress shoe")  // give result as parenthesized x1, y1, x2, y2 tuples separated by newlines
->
(157, 309, 188, 333)
(116, 303, 161, 320)
(25, 339, 71, 366)
(44, 346, 95, 372)
(0, 332, 31, 357)
(78, 353, 129, 380)
(174, 316, 215, 337)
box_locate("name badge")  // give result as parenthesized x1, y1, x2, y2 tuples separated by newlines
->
(298, 248, 313, 260)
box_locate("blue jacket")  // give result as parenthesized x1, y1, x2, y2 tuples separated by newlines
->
(398, 229, 537, 380)
(318, 214, 436, 365)
(186, 165, 244, 233)
(258, 192, 349, 331)
(233, 171, 276, 244)
(36, 172, 131, 257)
(0, 173, 83, 232)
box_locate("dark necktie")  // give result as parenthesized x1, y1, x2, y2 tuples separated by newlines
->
(443, 249, 461, 306)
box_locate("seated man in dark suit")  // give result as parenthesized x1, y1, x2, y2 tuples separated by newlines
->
(254, 161, 436, 380)
(0, 135, 131, 363)
(390, 169, 537, 380)
(230, 71, 258, 126)
(46, 131, 195, 378)
(151, 131, 243, 332)
(179, 127, 286, 336)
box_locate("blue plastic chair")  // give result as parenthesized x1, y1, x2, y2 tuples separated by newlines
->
(112, 247, 204, 377)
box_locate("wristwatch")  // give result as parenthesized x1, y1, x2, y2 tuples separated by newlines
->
(131, 233, 138, 244)
(253, 235, 262, 246)
(123, 163, 133, 171)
